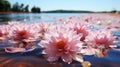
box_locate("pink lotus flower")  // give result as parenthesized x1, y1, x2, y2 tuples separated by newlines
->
(40, 25, 84, 63)
(9, 24, 39, 42)
(6, 23, 39, 53)
(85, 29, 116, 48)
(84, 29, 117, 57)
(68, 22, 89, 41)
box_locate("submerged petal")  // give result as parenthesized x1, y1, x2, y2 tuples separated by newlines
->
(73, 54, 83, 62)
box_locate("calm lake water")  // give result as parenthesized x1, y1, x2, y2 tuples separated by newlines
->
(0, 13, 87, 23)
(0, 13, 120, 67)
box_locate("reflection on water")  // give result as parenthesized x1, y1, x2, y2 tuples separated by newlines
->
(0, 13, 41, 23)
(0, 14, 10, 22)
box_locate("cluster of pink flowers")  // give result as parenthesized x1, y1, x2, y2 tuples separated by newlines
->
(0, 14, 119, 64)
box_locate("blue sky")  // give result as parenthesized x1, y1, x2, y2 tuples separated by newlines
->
(8, 0, 120, 11)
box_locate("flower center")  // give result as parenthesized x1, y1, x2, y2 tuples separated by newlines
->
(56, 39, 66, 49)
(18, 30, 27, 36)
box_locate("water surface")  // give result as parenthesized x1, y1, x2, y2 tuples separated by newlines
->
(0, 13, 87, 23)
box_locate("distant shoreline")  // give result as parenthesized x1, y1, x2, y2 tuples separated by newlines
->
(0, 9, 120, 14)
(0, 11, 120, 17)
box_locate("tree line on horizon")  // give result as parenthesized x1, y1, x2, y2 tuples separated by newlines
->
(0, 0, 41, 13)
